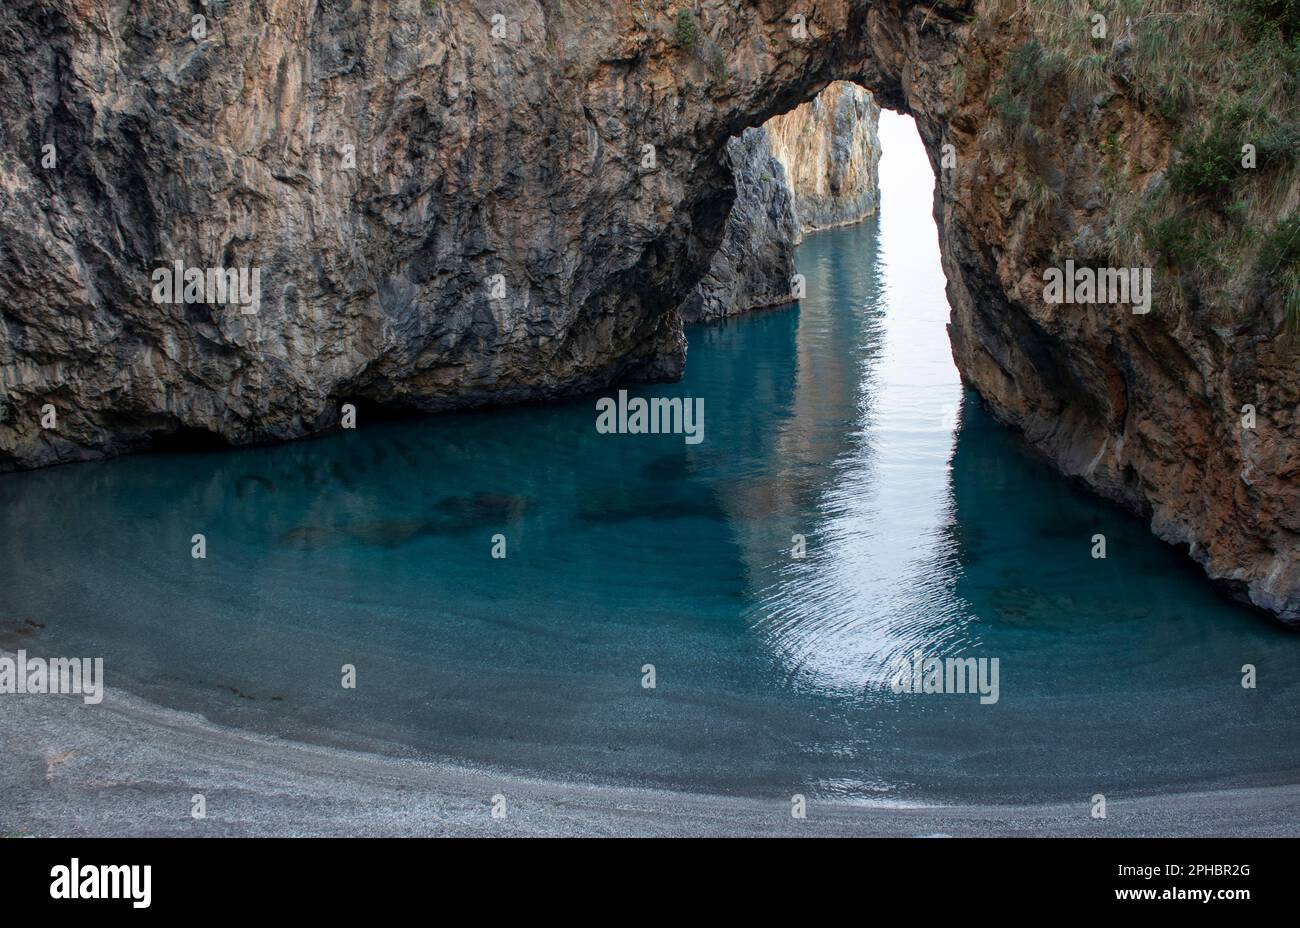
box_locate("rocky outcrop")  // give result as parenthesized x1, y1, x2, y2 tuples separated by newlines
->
(0, 1, 1296, 622)
(766, 80, 881, 233)
(677, 126, 801, 323)
(681, 80, 879, 322)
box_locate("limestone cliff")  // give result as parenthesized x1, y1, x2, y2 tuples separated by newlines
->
(0, 1, 1296, 622)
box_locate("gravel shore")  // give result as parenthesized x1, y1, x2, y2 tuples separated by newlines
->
(3, 678, 1298, 837)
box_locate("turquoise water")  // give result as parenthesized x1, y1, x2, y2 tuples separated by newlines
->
(3, 200, 1299, 806)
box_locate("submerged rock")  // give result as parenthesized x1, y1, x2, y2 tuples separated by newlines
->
(433, 492, 536, 527)
(281, 492, 535, 549)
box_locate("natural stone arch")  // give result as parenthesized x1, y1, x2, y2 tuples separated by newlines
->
(0, 0, 1295, 621)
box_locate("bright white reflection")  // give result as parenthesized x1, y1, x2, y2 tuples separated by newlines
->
(752, 108, 969, 696)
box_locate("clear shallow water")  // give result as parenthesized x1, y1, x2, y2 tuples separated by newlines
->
(4, 139, 1299, 806)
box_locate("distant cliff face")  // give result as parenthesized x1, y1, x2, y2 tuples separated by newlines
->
(766, 81, 882, 233)
(0, 1, 1296, 622)
(681, 81, 880, 323)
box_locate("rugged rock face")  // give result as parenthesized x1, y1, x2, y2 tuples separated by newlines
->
(766, 80, 881, 232)
(677, 126, 801, 323)
(0, 1, 1295, 622)
(681, 80, 880, 322)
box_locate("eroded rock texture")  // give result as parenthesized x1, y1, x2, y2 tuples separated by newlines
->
(681, 80, 880, 322)
(677, 125, 801, 323)
(0, 0, 1295, 621)
(766, 80, 881, 232)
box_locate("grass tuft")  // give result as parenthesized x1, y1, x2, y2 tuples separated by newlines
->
(675, 9, 699, 51)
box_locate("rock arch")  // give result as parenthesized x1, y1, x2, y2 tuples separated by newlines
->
(0, 0, 1294, 621)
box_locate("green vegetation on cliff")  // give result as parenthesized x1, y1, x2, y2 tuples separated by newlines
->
(983, 0, 1299, 329)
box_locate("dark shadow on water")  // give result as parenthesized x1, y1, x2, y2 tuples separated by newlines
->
(281, 492, 537, 549)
